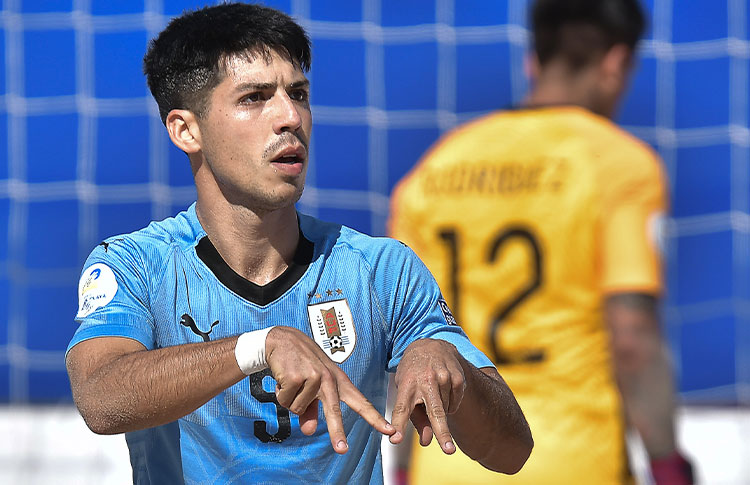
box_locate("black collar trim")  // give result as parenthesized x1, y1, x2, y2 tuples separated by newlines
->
(196, 232, 314, 306)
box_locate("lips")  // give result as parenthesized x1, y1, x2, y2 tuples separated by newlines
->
(270, 144, 306, 176)
(271, 145, 306, 164)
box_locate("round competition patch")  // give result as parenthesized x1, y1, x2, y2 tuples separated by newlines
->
(647, 211, 667, 256)
(76, 263, 118, 318)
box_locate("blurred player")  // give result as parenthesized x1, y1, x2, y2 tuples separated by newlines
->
(64, 3, 532, 483)
(389, 0, 694, 483)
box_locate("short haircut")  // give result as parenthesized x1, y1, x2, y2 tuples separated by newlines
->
(531, 0, 645, 71)
(143, 2, 311, 124)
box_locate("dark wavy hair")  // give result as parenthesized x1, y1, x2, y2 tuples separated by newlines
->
(143, 2, 311, 124)
(532, 0, 645, 71)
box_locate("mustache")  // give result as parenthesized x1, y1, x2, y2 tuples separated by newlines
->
(264, 131, 308, 159)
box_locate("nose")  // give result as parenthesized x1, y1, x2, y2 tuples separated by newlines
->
(271, 92, 303, 135)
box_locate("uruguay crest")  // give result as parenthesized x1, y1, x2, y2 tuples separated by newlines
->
(307, 298, 356, 363)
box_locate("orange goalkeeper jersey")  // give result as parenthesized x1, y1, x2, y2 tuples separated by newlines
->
(389, 106, 667, 485)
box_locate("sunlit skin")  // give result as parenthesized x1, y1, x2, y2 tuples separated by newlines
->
(193, 52, 312, 213)
(166, 50, 313, 285)
(66, 48, 533, 471)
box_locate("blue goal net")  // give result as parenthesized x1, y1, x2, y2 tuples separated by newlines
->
(0, 0, 748, 404)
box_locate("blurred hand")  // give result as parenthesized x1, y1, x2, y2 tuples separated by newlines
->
(650, 451, 695, 485)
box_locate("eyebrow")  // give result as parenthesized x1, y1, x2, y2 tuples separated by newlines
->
(288, 79, 310, 90)
(234, 79, 310, 93)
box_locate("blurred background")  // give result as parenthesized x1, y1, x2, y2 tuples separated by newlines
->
(0, 0, 748, 483)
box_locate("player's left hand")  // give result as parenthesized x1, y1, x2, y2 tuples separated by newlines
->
(389, 338, 466, 455)
(650, 451, 695, 485)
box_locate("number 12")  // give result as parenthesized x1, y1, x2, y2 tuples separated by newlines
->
(438, 226, 545, 365)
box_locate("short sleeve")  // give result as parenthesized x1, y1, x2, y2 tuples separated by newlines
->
(377, 242, 493, 372)
(599, 149, 668, 295)
(388, 147, 452, 290)
(388, 167, 427, 253)
(66, 238, 156, 355)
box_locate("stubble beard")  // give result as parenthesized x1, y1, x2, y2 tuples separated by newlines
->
(243, 164, 307, 216)
(254, 131, 309, 212)
(200, 130, 309, 215)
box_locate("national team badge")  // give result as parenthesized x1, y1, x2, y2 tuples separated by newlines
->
(307, 298, 357, 363)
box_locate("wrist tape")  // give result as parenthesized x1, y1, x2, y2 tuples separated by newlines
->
(234, 326, 275, 375)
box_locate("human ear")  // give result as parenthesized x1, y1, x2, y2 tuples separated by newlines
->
(165, 109, 201, 154)
(600, 44, 632, 90)
(524, 52, 541, 83)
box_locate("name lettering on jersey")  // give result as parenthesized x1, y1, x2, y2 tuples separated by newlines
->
(307, 297, 356, 363)
(438, 298, 458, 326)
(76, 263, 118, 318)
(419, 159, 568, 196)
(180, 313, 220, 342)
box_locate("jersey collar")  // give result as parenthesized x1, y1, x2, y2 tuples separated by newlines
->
(194, 219, 314, 307)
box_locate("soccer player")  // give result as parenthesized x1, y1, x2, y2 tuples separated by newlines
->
(389, 0, 694, 484)
(64, 3, 533, 484)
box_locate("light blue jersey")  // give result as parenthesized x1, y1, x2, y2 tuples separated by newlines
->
(67, 203, 493, 484)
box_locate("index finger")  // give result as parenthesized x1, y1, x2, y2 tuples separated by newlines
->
(338, 377, 395, 436)
(316, 370, 395, 455)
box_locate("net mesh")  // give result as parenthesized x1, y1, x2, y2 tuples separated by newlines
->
(0, 0, 748, 404)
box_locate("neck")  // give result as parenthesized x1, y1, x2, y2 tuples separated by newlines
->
(195, 193, 300, 286)
(523, 64, 614, 119)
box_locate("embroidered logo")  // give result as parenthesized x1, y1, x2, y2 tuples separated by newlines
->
(180, 314, 219, 342)
(98, 238, 124, 253)
(178, 267, 220, 342)
(307, 298, 356, 363)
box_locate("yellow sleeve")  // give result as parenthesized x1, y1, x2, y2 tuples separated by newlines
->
(599, 147, 668, 295)
(388, 168, 421, 247)
(387, 179, 414, 242)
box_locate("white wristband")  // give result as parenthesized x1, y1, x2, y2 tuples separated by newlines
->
(235, 326, 275, 375)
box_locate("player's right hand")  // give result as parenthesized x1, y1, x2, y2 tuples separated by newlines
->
(264, 326, 395, 454)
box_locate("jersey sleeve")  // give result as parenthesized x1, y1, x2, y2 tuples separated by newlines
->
(66, 237, 156, 355)
(376, 241, 493, 372)
(388, 171, 427, 254)
(599, 148, 668, 295)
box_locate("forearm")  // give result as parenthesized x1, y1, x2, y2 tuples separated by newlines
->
(449, 362, 533, 474)
(68, 337, 245, 434)
(607, 293, 679, 459)
(616, 342, 678, 458)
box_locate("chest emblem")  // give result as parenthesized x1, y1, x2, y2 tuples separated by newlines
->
(307, 298, 356, 363)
